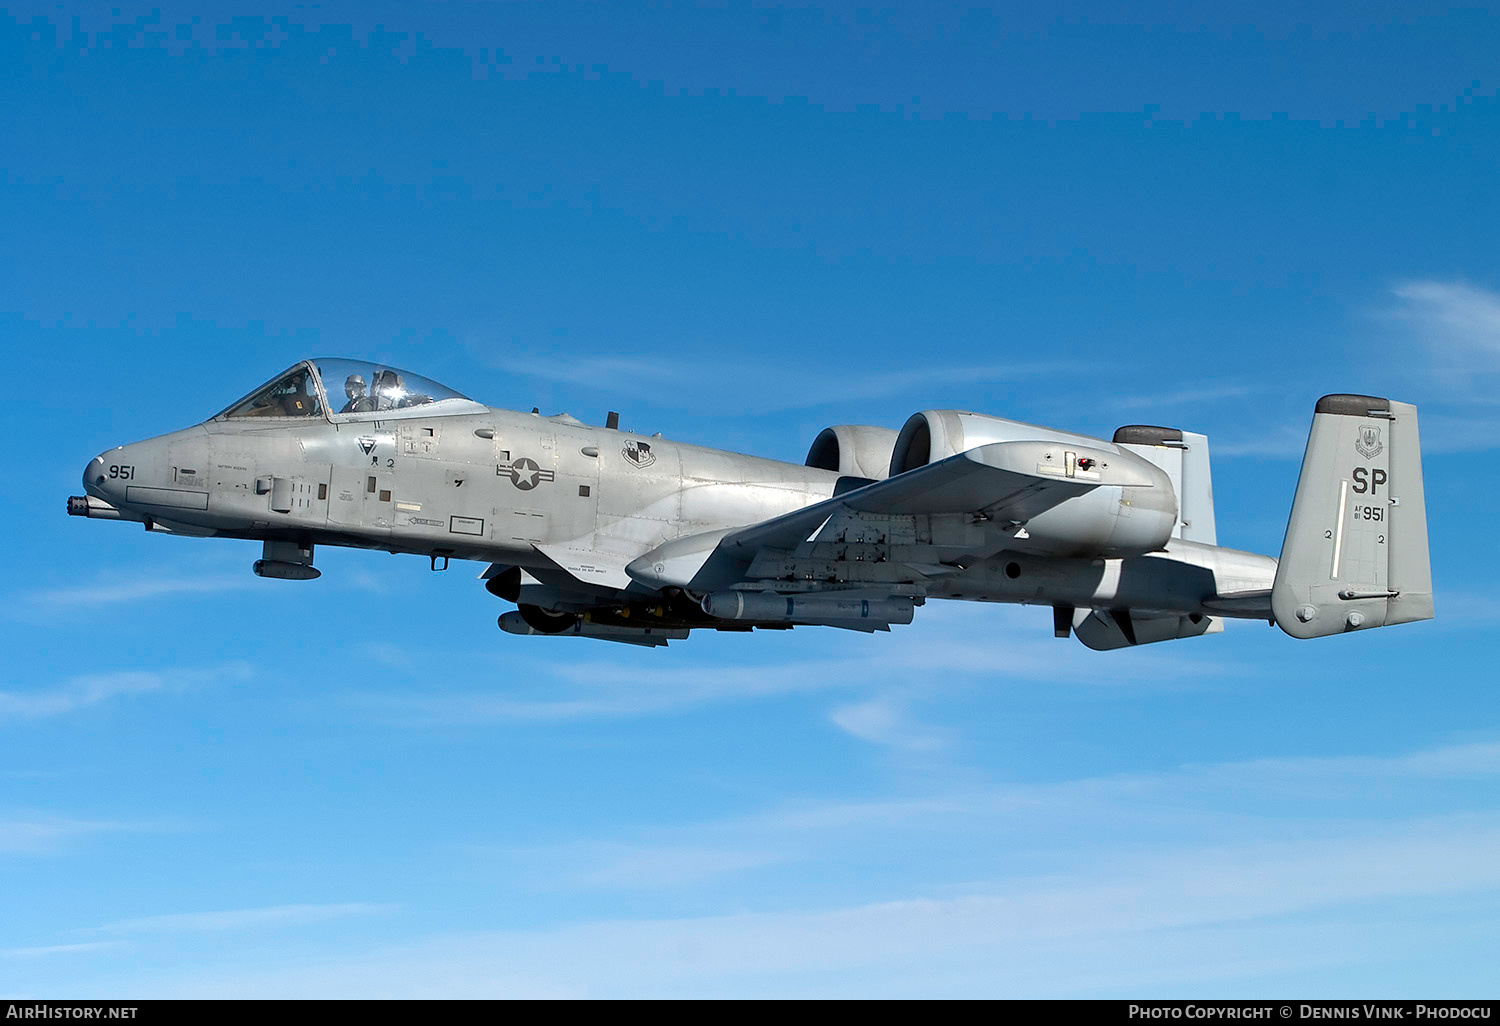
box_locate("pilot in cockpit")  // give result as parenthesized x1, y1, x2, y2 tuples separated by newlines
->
(372, 369, 402, 410)
(341, 374, 376, 414)
(281, 372, 319, 416)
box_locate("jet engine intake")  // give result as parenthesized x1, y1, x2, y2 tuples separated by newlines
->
(890, 410, 1111, 475)
(805, 425, 899, 481)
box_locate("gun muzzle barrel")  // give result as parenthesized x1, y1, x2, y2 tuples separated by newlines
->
(67, 495, 125, 519)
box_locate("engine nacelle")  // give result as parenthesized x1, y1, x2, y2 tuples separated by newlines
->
(805, 425, 899, 481)
(891, 410, 1116, 475)
(891, 410, 1180, 556)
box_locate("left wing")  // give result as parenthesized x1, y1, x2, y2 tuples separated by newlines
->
(628, 439, 1157, 598)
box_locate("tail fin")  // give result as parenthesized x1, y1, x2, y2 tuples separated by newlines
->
(1113, 425, 1217, 544)
(1272, 394, 1434, 639)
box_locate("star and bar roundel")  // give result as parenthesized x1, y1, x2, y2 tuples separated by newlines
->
(497, 456, 555, 491)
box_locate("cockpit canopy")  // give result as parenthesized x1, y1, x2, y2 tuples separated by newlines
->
(218, 359, 478, 421)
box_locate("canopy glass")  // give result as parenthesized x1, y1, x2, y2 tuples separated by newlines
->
(219, 360, 473, 421)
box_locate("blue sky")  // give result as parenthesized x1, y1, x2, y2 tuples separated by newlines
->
(2, 1, 1497, 997)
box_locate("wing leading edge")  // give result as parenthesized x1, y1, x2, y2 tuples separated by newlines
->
(628, 439, 1157, 593)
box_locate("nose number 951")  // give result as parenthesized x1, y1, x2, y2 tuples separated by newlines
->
(107, 464, 135, 480)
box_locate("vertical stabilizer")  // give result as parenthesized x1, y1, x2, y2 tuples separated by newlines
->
(1272, 395, 1433, 639)
(1114, 425, 1217, 544)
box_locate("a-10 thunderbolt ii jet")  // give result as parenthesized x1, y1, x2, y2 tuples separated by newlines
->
(69, 359, 1433, 648)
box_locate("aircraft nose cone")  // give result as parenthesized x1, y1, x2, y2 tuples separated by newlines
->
(83, 453, 113, 498)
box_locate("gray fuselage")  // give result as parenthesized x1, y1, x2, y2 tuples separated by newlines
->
(79, 398, 1277, 628)
(83, 405, 841, 572)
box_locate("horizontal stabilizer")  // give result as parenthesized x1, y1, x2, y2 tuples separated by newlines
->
(1202, 589, 1273, 618)
(1071, 607, 1222, 650)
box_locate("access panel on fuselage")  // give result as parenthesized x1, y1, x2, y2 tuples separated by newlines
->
(384, 417, 496, 546)
(226, 427, 332, 532)
(490, 417, 600, 547)
(594, 433, 684, 558)
(324, 424, 395, 535)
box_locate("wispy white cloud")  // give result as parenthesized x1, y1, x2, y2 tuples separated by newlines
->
(1374, 279, 1500, 453)
(348, 639, 886, 725)
(1217, 280, 1500, 460)
(0, 672, 164, 720)
(361, 642, 415, 667)
(774, 361, 1072, 410)
(1181, 740, 1500, 788)
(348, 659, 860, 724)
(20, 736, 1500, 996)
(1389, 280, 1500, 378)
(0, 665, 251, 722)
(1104, 384, 1262, 411)
(2, 905, 389, 975)
(487, 735, 1500, 897)
(829, 696, 946, 751)
(353, 603, 1230, 727)
(1420, 590, 1498, 627)
(924, 737, 1500, 815)
(492, 794, 972, 893)
(84, 903, 391, 937)
(1192, 279, 1500, 459)
(0, 816, 135, 855)
(500, 353, 695, 393)
(872, 600, 1241, 686)
(551, 843, 789, 890)
(24, 575, 248, 610)
(1210, 422, 1308, 459)
(135, 812, 1500, 998)
(344, 569, 394, 596)
(486, 345, 1071, 413)
(1, 942, 125, 958)
(1401, 411, 1500, 455)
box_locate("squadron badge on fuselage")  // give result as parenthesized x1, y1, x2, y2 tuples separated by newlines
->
(622, 439, 656, 469)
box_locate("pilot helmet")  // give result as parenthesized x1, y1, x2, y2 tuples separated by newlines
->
(344, 374, 367, 398)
